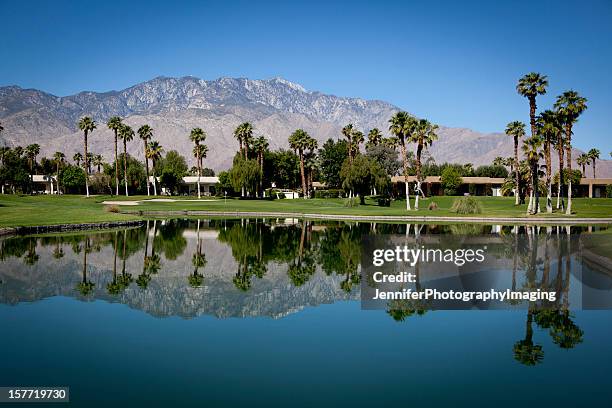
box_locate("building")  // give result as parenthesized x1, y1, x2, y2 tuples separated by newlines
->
(150, 176, 219, 196)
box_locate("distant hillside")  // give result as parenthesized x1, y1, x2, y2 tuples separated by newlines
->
(1, 76, 610, 176)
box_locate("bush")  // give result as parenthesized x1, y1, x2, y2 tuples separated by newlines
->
(441, 167, 463, 196)
(343, 197, 358, 207)
(314, 189, 344, 199)
(377, 197, 391, 207)
(428, 201, 438, 211)
(450, 196, 482, 214)
(104, 205, 120, 213)
(606, 185, 612, 198)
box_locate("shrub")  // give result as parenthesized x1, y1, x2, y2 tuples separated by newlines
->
(450, 196, 482, 214)
(314, 189, 344, 199)
(343, 197, 358, 207)
(428, 201, 438, 211)
(441, 167, 463, 196)
(377, 197, 391, 207)
(104, 205, 120, 213)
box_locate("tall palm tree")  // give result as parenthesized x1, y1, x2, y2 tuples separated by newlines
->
(517, 72, 548, 140)
(341, 124, 355, 164)
(513, 310, 544, 366)
(537, 110, 560, 213)
(350, 130, 364, 160)
(408, 119, 438, 209)
(576, 154, 590, 177)
(505, 121, 526, 205)
(137, 124, 154, 196)
(522, 136, 544, 215)
(234, 122, 253, 159)
(390, 112, 416, 210)
(189, 127, 206, 198)
(92, 154, 104, 173)
(53, 151, 65, 194)
(587, 148, 600, 178)
(555, 91, 588, 214)
(85, 152, 94, 174)
(107, 116, 123, 196)
(252, 135, 268, 197)
(146, 141, 163, 196)
(193, 144, 209, 194)
(118, 124, 134, 196)
(366, 128, 383, 150)
(25, 143, 40, 188)
(289, 129, 317, 197)
(73, 152, 82, 167)
(78, 116, 96, 197)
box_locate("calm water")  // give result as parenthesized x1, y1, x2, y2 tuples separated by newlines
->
(1, 219, 612, 407)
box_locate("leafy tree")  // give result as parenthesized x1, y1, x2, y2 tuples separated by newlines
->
(440, 166, 463, 195)
(339, 155, 383, 204)
(318, 138, 348, 188)
(77, 116, 96, 197)
(60, 164, 86, 194)
(157, 150, 188, 195)
(555, 90, 588, 214)
(264, 149, 300, 189)
(104, 154, 146, 194)
(473, 165, 508, 178)
(228, 156, 260, 196)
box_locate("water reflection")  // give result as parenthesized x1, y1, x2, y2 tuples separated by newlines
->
(0, 220, 611, 366)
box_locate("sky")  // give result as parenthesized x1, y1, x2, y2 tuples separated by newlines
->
(1, 0, 611, 153)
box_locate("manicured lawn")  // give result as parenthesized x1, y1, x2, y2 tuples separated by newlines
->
(1, 195, 611, 228)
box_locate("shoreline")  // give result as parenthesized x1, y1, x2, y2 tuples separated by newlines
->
(0, 220, 145, 237)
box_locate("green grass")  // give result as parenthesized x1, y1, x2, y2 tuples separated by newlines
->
(1, 195, 611, 228)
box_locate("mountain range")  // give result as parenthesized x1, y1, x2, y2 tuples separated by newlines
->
(0, 76, 609, 176)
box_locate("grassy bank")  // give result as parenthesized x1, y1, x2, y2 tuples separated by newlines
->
(1, 194, 611, 228)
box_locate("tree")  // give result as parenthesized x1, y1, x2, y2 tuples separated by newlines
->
(137, 124, 154, 196)
(440, 167, 462, 195)
(537, 110, 561, 213)
(513, 310, 544, 366)
(73, 152, 82, 167)
(118, 124, 134, 196)
(517, 72, 548, 143)
(229, 157, 260, 195)
(389, 111, 416, 210)
(365, 143, 400, 180)
(555, 91, 588, 214)
(318, 138, 349, 188)
(350, 130, 364, 161)
(25, 144, 40, 189)
(522, 136, 544, 214)
(60, 165, 86, 193)
(157, 150, 188, 195)
(107, 116, 123, 196)
(53, 151, 65, 194)
(505, 121, 526, 205)
(288, 129, 317, 197)
(92, 154, 104, 173)
(366, 128, 383, 149)
(587, 148, 600, 178)
(146, 141, 163, 195)
(577, 154, 590, 177)
(189, 127, 206, 198)
(252, 136, 268, 197)
(234, 122, 254, 159)
(340, 156, 377, 204)
(408, 119, 438, 209)
(77, 117, 96, 197)
(341, 124, 355, 164)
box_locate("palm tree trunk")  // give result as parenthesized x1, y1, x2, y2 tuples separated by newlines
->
(545, 139, 552, 213)
(514, 136, 520, 205)
(592, 160, 596, 179)
(123, 138, 129, 196)
(259, 153, 263, 198)
(114, 131, 119, 196)
(299, 151, 307, 198)
(565, 125, 572, 214)
(557, 145, 564, 210)
(415, 143, 423, 210)
(56, 163, 61, 194)
(533, 163, 540, 214)
(400, 143, 411, 210)
(144, 140, 150, 196)
(152, 167, 157, 196)
(197, 151, 201, 199)
(84, 131, 90, 197)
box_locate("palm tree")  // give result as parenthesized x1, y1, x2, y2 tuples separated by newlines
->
(513, 310, 544, 365)
(53, 151, 65, 194)
(341, 124, 355, 164)
(193, 144, 209, 194)
(555, 91, 588, 214)
(289, 129, 317, 197)
(146, 141, 163, 196)
(493, 156, 505, 167)
(577, 154, 590, 177)
(408, 119, 438, 209)
(522, 136, 543, 215)
(77, 117, 96, 197)
(107, 116, 123, 196)
(587, 148, 600, 178)
(73, 152, 82, 167)
(76, 238, 95, 296)
(92, 154, 104, 173)
(118, 124, 134, 196)
(252, 135, 268, 197)
(234, 122, 253, 159)
(189, 127, 206, 198)
(505, 121, 526, 205)
(537, 110, 560, 213)
(86, 152, 94, 174)
(137, 124, 154, 196)
(389, 112, 416, 210)
(366, 128, 383, 150)
(350, 130, 364, 160)
(517, 72, 548, 141)
(25, 143, 40, 188)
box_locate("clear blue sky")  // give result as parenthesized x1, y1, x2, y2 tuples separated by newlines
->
(1, 0, 610, 153)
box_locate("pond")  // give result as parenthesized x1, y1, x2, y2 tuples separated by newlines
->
(1, 219, 612, 407)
